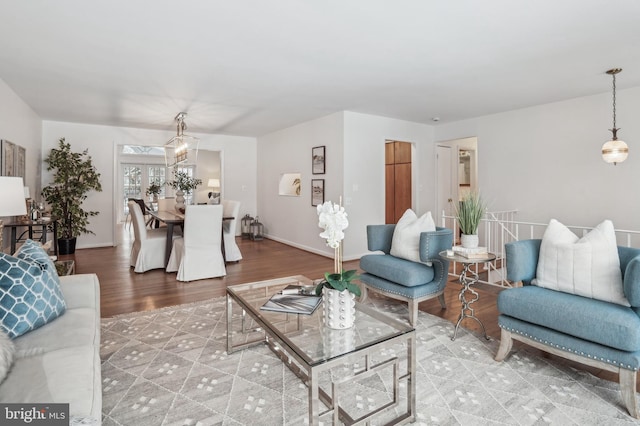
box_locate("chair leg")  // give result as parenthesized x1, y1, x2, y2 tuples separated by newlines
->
(359, 283, 368, 304)
(408, 299, 418, 326)
(494, 328, 514, 362)
(438, 293, 446, 309)
(619, 368, 639, 418)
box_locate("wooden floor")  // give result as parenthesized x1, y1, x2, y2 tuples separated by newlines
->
(62, 224, 632, 390)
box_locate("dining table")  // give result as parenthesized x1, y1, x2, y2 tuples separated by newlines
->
(147, 209, 234, 267)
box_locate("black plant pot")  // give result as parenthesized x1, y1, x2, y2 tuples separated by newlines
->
(58, 237, 77, 255)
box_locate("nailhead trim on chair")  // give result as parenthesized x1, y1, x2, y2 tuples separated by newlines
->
(499, 324, 639, 371)
(363, 283, 440, 298)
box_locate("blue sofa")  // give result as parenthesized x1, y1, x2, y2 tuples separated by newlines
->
(359, 225, 453, 325)
(496, 239, 640, 418)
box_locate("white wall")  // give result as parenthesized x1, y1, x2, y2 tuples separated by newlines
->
(0, 78, 42, 252)
(257, 111, 435, 261)
(0, 79, 42, 195)
(257, 112, 344, 257)
(434, 86, 640, 231)
(42, 121, 257, 249)
(343, 112, 434, 258)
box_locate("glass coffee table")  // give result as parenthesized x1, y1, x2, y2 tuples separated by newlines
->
(226, 275, 416, 425)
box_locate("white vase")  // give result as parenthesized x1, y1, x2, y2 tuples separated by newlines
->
(322, 287, 356, 329)
(175, 190, 185, 212)
(461, 234, 479, 248)
(323, 327, 355, 357)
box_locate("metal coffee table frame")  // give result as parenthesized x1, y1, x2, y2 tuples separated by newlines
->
(226, 276, 416, 425)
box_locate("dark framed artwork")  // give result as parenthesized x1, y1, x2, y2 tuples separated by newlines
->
(311, 179, 324, 206)
(1, 140, 16, 176)
(312, 145, 325, 174)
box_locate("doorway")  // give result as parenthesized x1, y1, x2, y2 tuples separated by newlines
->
(385, 140, 412, 224)
(435, 137, 478, 222)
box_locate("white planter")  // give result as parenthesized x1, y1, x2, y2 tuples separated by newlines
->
(460, 234, 479, 248)
(323, 327, 355, 357)
(322, 287, 356, 329)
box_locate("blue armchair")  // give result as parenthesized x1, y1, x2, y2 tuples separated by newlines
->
(496, 239, 640, 418)
(359, 225, 453, 325)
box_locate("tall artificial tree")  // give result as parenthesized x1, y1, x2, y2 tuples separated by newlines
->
(41, 138, 102, 242)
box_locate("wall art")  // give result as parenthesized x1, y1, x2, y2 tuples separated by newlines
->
(312, 145, 325, 174)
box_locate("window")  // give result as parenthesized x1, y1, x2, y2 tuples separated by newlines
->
(119, 145, 202, 222)
(148, 166, 166, 198)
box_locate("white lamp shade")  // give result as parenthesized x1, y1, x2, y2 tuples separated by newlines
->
(0, 177, 28, 216)
(208, 178, 220, 188)
(602, 139, 629, 164)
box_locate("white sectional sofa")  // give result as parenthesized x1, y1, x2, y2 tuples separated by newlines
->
(0, 273, 102, 425)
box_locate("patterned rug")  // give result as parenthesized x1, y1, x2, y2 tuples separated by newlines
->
(100, 294, 640, 425)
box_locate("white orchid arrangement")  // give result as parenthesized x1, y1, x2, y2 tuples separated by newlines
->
(315, 200, 361, 296)
(317, 201, 349, 249)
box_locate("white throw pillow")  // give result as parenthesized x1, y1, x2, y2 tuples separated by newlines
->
(533, 219, 629, 306)
(390, 209, 436, 266)
(0, 329, 14, 384)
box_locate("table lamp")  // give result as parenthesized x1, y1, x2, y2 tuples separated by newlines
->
(208, 178, 220, 203)
(0, 176, 28, 253)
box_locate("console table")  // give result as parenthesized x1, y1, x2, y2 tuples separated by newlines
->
(5, 219, 58, 255)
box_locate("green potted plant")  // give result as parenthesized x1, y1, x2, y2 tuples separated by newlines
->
(167, 170, 202, 212)
(453, 191, 487, 248)
(145, 181, 163, 202)
(41, 138, 102, 254)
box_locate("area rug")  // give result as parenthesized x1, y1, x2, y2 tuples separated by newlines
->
(100, 294, 640, 425)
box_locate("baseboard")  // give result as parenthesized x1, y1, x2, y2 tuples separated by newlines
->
(263, 234, 367, 262)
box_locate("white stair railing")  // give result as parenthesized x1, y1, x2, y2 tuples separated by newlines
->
(441, 211, 640, 288)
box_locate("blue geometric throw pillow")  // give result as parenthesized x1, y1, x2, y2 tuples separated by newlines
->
(14, 239, 60, 284)
(0, 244, 66, 339)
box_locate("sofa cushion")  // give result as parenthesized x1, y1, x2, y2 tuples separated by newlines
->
(13, 275, 100, 356)
(533, 219, 629, 306)
(360, 253, 434, 287)
(0, 251, 66, 339)
(390, 209, 435, 266)
(0, 345, 101, 420)
(498, 285, 640, 352)
(0, 330, 13, 385)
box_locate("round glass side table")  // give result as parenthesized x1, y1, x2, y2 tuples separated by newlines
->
(440, 250, 496, 341)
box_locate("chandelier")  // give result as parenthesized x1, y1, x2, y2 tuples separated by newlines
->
(601, 68, 628, 165)
(165, 112, 199, 167)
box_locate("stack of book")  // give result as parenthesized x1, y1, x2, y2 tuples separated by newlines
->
(452, 245, 489, 259)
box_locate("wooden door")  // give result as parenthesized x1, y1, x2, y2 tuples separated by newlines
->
(385, 141, 412, 223)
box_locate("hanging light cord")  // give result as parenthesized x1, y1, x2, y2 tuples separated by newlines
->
(176, 116, 187, 137)
(612, 71, 617, 132)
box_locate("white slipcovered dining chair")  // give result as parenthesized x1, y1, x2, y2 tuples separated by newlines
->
(221, 199, 242, 262)
(166, 205, 226, 281)
(129, 201, 175, 273)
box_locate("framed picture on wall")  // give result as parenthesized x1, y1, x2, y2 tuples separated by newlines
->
(311, 179, 324, 206)
(312, 145, 325, 174)
(1, 140, 16, 176)
(16, 145, 26, 178)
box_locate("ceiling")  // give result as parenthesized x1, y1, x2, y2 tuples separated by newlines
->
(1, 0, 640, 137)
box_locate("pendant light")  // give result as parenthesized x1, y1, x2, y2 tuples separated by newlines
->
(601, 68, 628, 165)
(165, 112, 199, 167)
